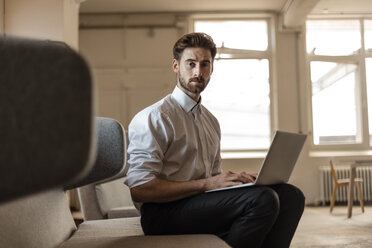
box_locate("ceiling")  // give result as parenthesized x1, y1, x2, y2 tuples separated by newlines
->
(80, 0, 372, 15)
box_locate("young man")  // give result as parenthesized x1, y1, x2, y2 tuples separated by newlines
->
(125, 32, 305, 248)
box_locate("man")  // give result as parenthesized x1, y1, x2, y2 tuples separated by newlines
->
(125, 32, 305, 248)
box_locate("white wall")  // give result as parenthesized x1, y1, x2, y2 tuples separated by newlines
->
(3, 0, 79, 49)
(79, 14, 181, 127)
(0, 0, 4, 33)
(63, 0, 80, 50)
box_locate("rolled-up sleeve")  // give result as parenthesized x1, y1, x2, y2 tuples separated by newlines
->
(125, 108, 172, 188)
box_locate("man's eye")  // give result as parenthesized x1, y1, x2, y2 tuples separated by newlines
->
(189, 62, 195, 67)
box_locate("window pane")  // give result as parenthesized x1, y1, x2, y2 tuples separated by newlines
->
(307, 20, 361, 55)
(194, 20, 268, 51)
(203, 59, 271, 150)
(365, 20, 372, 51)
(311, 61, 359, 145)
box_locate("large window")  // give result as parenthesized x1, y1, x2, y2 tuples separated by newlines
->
(193, 18, 272, 150)
(306, 19, 372, 147)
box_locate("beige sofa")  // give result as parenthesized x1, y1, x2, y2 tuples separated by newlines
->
(0, 35, 230, 248)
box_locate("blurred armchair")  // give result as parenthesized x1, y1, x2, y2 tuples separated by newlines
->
(77, 118, 139, 220)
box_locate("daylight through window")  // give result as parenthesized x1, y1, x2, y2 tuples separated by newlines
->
(307, 19, 372, 146)
(194, 19, 271, 150)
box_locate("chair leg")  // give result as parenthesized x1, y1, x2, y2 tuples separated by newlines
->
(356, 182, 365, 213)
(330, 185, 337, 213)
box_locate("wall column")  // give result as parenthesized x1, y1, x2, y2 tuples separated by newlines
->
(2, 0, 80, 49)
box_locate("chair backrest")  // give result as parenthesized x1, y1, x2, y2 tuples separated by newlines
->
(0, 35, 96, 203)
(65, 117, 126, 190)
(0, 35, 95, 248)
(329, 158, 339, 184)
(77, 117, 133, 220)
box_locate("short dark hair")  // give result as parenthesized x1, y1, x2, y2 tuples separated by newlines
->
(173, 32, 217, 61)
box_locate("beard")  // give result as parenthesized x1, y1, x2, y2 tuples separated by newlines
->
(178, 72, 209, 95)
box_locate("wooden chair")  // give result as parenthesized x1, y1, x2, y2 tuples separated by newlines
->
(329, 159, 364, 213)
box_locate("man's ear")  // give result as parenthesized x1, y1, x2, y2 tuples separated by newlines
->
(172, 59, 179, 73)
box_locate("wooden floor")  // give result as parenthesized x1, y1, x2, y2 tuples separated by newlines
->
(291, 205, 372, 247)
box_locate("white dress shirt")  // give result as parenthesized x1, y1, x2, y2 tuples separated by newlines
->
(125, 86, 221, 190)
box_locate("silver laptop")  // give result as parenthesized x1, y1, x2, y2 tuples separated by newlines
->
(206, 131, 307, 193)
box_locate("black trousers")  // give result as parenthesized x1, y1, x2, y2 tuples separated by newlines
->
(140, 184, 305, 248)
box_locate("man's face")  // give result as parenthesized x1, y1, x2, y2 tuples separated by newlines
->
(172, 47, 214, 101)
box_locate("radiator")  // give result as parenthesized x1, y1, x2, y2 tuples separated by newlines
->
(319, 165, 372, 205)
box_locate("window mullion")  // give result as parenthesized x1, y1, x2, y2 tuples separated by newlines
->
(308, 54, 359, 63)
(359, 19, 370, 147)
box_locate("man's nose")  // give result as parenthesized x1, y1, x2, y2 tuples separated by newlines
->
(193, 65, 201, 77)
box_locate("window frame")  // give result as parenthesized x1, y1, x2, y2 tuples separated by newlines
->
(304, 17, 372, 151)
(188, 14, 276, 153)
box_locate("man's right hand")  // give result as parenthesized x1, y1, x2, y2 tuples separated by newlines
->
(130, 171, 257, 204)
(204, 171, 256, 191)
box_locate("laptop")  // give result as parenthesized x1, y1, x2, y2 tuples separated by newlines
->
(206, 131, 307, 193)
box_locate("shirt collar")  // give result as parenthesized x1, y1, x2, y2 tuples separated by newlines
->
(172, 86, 201, 113)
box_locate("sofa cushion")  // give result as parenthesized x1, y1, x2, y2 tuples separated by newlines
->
(95, 178, 136, 217)
(60, 217, 230, 248)
(60, 234, 230, 248)
(73, 217, 144, 238)
(0, 188, 76, 248)
(108, 206, 140, 219)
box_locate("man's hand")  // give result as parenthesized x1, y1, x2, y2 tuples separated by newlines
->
(130, 171, 257, 203)
(204, 171, 257, 191)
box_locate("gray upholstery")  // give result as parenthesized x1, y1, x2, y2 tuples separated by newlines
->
(0, 35, 95, 203)
(77, 121, 139, 220)
(66, 117, 126, 189)
(0, 35, 94, 248)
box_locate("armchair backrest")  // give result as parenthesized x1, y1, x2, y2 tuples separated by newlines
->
(65, 117, 127, 190)
(0, 35, 95, 248)
(77, 118, 136, 220)
(0, 36, 96, 203)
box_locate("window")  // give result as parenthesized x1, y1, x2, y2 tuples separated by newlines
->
(306, 19, 372, 147)
(193, 18, 272, 150)
(310, 61, 359, 144)
(365, 20, 372, 145)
